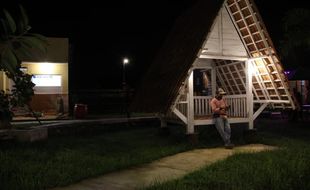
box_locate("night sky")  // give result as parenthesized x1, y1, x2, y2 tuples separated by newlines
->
(1, 0, 309, 90)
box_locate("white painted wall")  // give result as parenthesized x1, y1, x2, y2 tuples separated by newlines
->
(201, 6, 248, 58)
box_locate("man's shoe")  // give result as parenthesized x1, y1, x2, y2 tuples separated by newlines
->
(225, 143, 234, 149)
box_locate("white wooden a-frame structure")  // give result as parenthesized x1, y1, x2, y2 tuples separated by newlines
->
(170, 0, 295, 134)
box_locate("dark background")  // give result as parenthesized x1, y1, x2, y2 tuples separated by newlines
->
(1, 0, 309, 90)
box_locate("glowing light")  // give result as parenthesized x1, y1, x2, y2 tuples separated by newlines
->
(123, 58, 129, 65)
(38, 62, 55, 74)
(248, 57, 266, 76)
(249, 62, 256, 76)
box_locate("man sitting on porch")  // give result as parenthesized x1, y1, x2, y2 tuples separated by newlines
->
(210, 88, 234, 149)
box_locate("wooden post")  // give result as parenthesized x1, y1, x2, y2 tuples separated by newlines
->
(159, 114, 167, 128)
(187, 71, 195, 134)
(246, 60, 254, 129)
(211, 63, 217, 97)
(158, 113, 170, 136)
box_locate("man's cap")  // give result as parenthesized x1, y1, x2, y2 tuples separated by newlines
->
(217, 88, 226, 95)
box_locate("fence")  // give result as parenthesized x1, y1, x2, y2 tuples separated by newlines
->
(70, 89, 134, 115)
(173, 95, 247, 119)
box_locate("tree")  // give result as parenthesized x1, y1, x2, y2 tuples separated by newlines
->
(0, 5, 47, 129)
(280, 8, 310, 69)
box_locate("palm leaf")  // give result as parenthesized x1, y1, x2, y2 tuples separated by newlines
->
(13, 42, 33, 59)
(16, 5, 30, 35)
(16, 37, 47, 60)
(1, 48, 18, 74)
(19, 5, 29, 30)
(0, 19, 9, 40)
(28, 33, 48, 43)
(0, 5, 48, 126)
(3, 9, 16, 35)
(19, 36, 48, 53)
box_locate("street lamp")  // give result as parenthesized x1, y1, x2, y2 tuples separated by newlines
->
(122, 57, 130, 119)
(122, 58, 129, 89)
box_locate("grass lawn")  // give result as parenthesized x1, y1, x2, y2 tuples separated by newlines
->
(142, 119, 310, 190)
(1, 118, 310, 190)
(0, 122, 195, 190)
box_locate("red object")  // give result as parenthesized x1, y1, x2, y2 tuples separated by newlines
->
(74, 104, 88, 119)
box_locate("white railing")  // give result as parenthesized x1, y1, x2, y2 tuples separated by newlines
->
(194, 95, 247, 117)
(194, 96, 213, 115)
(172, 94, 248, 121)
(175, 102, 187, 117)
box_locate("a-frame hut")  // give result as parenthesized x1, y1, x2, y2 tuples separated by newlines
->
(131, 0, 296, 134)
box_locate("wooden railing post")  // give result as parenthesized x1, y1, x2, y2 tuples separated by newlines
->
(193, 95, 247, 118)
(187, 71, 195, 134)
(246, 60, 254, 129)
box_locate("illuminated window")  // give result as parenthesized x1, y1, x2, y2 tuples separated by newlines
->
(32, 75, 61, 87)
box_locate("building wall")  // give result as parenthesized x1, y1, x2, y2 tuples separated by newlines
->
(22, 62, 69, 114)
(202, 6, 248, 58)
(0, 71, 5, 90)
(21, 62, 68, 94)
(21, 37, 69, 63)
(29, 94, 69, 115)
(0, 37, 69, 116)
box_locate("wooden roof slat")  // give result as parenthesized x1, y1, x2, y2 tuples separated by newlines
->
(240, 62, 260, 99)
(227, 0, 289, 108)
(242, 0, 294, 108)
(251, 61, 272, 101)
(249, 47, 273, 53)
(216, 61, 234, 94)
(214, 60, 248, 95)
(232, 0, 260, 53)
(132, 0, 295, 113)
(227, 65, 242, 94)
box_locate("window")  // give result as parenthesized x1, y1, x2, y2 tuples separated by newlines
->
(32, 75, 62, 94)
(32, 75, 61, 87)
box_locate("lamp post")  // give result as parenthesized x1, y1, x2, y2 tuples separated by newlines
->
(122, 58, 130, 119)
(122, 58, 129, 90)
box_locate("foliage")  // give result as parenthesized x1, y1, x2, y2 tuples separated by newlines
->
(280, 8, 310, 68)
(0, 90, 11, 123)
(6, 70, 35, 107)
(0, 5, 47, 128)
